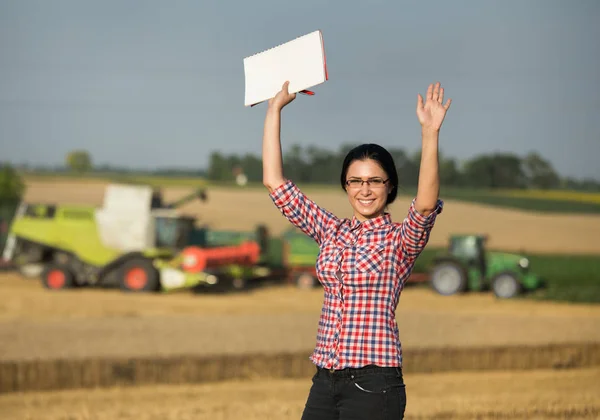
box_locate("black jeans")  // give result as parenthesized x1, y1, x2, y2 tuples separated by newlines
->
(300, 364, 406, 420)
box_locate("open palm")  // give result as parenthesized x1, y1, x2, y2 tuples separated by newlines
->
(416, 82, 452, 131)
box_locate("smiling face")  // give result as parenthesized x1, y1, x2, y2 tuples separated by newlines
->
(344, 158, 392, 222)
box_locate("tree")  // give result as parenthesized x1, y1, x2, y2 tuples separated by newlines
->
(206, 152, 231, 181)
(239, 153, 262, 183)
(0, 163, 25, 201)
(439, 156, 462, 187)
(65, 150, 92, 173)
(522, 152, 560, 189)
(283, 144, 311, 183)
(463, 153, 526, 189)
(389, 148, 419, 187)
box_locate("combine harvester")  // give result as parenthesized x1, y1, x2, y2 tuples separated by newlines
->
(2, 181, 428, 294)
(2, 183, 266, 293)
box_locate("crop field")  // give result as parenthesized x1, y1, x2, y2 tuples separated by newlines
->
(495, 188, 600, 204)
(22, 172, 208, 188)
(1, 272, 600, 418)
(428, 187, 600, 214)
(14, 178, 600, 304)
(2, 367, 599, 419)
(22, 172, 600, 213)
(2, 177, 599, 418)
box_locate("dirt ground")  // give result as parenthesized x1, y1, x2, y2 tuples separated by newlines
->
(2, 273, 600, 362)
(22, 179, 600, 254)
(1, 367, 599, 419)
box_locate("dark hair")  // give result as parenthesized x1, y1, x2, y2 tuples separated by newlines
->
(340, 143, 399, 205)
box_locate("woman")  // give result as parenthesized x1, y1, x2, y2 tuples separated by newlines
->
(262, 81, 451, 420)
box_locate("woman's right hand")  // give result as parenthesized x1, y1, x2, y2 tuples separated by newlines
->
(268, 81, 296, 111)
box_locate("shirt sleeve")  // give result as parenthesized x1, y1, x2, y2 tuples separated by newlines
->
(269, 179, 339, 245)
(396, 198, 444, 261)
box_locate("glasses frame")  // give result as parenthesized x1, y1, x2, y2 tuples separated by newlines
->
(345, 177, 390, 189)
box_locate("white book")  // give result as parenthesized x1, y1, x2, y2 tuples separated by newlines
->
(243, 30, 329, 107)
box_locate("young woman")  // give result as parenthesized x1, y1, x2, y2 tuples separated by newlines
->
(262, 81, 451, 420)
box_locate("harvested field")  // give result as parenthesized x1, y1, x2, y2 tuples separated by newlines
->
(2, 273, 600, 364)
(1, 367, 599, 419)
(22, 179, 600, 254)
(6, 179, 600, 417)
(2, 342, 599, 393)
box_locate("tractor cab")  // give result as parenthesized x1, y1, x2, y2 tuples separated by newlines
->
(448, 234, 485, 258)
(448, 234, 488, 275)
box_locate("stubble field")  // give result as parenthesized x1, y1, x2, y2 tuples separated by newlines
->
(2, 367, 599, 419)
(2, 271, 600, 419)
(1, 179, 599, 419)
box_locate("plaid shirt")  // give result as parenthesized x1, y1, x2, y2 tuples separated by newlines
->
(270, 180, 443, 370)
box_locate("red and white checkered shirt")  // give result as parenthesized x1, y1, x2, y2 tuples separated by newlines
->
(270, 180, 443, 370)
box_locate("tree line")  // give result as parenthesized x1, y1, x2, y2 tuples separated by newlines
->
(206, 144, 598, 191)
(4, 145, 599, 192)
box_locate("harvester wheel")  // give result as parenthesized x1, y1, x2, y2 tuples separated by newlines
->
(119, 258, 160, 292)
(491, 271, 522, 299)
(41, 263, 75, 290)
(429, 260, 468, 296)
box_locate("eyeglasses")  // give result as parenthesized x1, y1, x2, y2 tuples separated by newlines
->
(345, 177, 389, 189)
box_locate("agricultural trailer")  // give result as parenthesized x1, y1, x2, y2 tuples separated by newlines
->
(2, 183, 267, 293)
(189, 224, 321, 289)
(428, 234, 544, 299)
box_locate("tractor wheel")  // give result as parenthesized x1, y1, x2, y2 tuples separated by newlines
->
(119, 259, 160, 292)
(491, 272, 522, 299)
(429, 260, 468, 296)
(295, 272, 317, 289)
(41, 263, 75, 290)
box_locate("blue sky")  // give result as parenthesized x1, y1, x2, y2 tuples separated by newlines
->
(1, 0, 599, 179)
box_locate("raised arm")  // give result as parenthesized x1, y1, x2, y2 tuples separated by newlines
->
(262, 81, 338, 245)
(414, 82, 451, 215)
(262, 81, 296, 192)
(397, 82, 450, 259)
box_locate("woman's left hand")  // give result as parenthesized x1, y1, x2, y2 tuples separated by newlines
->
(416, 82, 452, 132)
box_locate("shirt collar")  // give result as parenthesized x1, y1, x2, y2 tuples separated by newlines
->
(350, 212, 392, 231)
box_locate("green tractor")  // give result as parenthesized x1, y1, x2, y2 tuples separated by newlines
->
(2, 183, 261, 293)
(428, 234, 544, 299)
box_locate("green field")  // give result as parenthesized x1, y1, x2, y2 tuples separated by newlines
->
(414, 247, 600, 304)
(396, 186, 600, 214)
